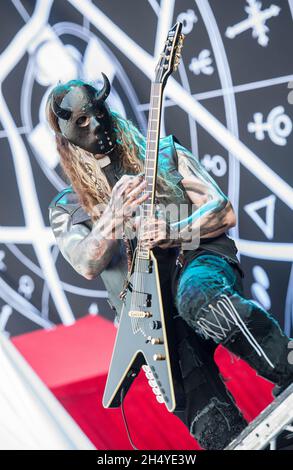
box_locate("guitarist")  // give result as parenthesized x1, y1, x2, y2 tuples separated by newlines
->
(47, 76, 293, 450)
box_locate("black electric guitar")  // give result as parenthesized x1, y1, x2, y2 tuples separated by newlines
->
(102, 22, 184, 412)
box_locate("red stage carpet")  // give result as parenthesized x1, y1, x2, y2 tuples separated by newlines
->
(12, 315, 274, 450)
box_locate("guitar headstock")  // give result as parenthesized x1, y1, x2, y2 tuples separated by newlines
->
(155, 22, 184, 85)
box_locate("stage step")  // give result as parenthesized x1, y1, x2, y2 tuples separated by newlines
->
(226, 383, 293, 450)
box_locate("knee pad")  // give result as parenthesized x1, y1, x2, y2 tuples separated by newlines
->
(194, 293, 253, 341)
(196, 294, 293, 382)
(195, 293, 275, 345)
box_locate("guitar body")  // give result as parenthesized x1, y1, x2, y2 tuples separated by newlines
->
(102, 251, 185, 412)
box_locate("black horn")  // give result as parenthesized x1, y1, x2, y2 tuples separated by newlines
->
(95, 73, 111, 102)
(51, 95, 72, 120)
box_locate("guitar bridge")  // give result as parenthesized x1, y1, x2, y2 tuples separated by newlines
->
(128, 310, 152, 318)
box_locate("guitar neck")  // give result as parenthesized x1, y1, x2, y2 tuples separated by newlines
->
(133, 21, 184, 262)
(137, 82, 164, 260)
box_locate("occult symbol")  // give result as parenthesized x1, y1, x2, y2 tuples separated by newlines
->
(177, 9, 198, 35)
(225, 0, 281, 47)
(251, 265, 271, 310)
(244, 195, 276, 239)
(247, 106, 292, 146)
(201, 154, 227, 177)
(189, 49, 214, 76)
(18, 275, 35, 300)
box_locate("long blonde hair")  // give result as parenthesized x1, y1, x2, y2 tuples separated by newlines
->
(46, 84, 182, 220)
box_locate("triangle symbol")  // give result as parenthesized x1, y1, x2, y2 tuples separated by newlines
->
(244, 195, 276, 240)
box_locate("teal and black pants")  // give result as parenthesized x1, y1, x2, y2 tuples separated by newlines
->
(167, 252, 293, 450)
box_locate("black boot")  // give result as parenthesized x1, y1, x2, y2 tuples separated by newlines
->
(189, 397, 247, 450)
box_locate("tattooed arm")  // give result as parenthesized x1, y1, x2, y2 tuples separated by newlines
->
(141, 143, 236, 249)
(49, 205, 120, 279)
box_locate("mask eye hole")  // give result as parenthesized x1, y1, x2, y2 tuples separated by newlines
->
(76, 116, 90, 127)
